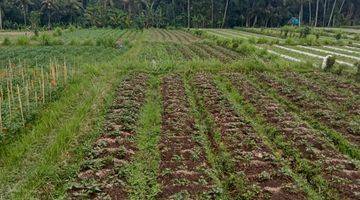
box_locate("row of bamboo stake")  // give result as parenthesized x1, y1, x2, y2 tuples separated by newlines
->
(0, 60, 76, 135)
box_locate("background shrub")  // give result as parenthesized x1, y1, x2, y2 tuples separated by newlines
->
(16, 36, 30, 45)
(2, 37, 11, 46)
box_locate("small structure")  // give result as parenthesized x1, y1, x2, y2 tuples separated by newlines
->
(322, 55, 335, 70)
(289, 17, 300, 26)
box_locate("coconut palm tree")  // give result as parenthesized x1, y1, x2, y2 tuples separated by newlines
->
(0, 0, 5, 29)
(41, 0, 57, 29)
(62, 0, 83, 23)
(17, 0, 32, 26)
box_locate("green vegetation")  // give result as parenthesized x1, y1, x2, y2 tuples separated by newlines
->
(0, 28, 358, 200)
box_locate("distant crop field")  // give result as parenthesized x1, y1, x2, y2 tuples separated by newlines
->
(0, 27, 359, 200)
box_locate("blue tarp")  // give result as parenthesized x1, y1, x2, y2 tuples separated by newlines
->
(290, 18, 300, 26)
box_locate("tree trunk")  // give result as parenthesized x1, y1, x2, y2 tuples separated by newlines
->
(339, 0, 345, 13)
(334, 0, 345, 26)
(309, 0, 312, 25)
(48, 13, 51, 29)
(222, 0, 230, 28)
(323, 0, 327, 26)
(299, 1, 304, 27)
(0, 8, 2, 30)
(187, 0, 190, 28)
(265, 18, 269, 27)
(315, 0, 320, 26)
(23, 5, 27, 27)
(211, 0, 214, 28)
(171, 0, 175, 25)
(252, 15, 258, 27)
(328, 0, 337, 26)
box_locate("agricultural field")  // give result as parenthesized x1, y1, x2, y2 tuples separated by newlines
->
(201, 28, 360, 72)
(0, 27, 359, 200)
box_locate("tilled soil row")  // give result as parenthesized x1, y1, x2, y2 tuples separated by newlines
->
(304, 71, 360, 94)
(228, 72, 360, 199)
(176, 45, 196, 60)
(210, 45, 240, 60)
(68, 74, 148, 199)
(193, 73, 306, 200)
(168, 31, 187, 44)
(283, 71, 360, 116)
(175, 31, 200, 43)
(187, 44, 235, 63)
(197, 44, 234, 63)
(188, 44, 212, 60)
(257, 72, 360, 146)
(157, 74, 214, 199)
(170, 31, 191, 44)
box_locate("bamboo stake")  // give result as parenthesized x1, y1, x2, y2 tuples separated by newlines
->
(49, 79, 52, 102)
(7, 63, 15, 105)
(25, 82, 30, 111)
(63, 62, 68, 84)
(51, 64, 56, 87)
(16, 85, 25, 126)
(7, 82, 12, 120)
(34, 90, 38, 106)
(0, 97, 3, 133)
(0, 89, 3, 134)
(41, 65, 45, 104)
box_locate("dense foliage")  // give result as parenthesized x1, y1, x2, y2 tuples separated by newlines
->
(0, 0, 359, 29)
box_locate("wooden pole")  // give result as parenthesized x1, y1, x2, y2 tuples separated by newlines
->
(0, 89, 3, 134)
(41, 65, 45, 104)
(7, 82, 12, 120)
(17, 85, 25, 126)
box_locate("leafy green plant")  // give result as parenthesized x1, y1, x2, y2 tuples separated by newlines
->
(96, 37, 117, 48)
(39, 34, 52, 45)
(323, 56, 336, 72)
(2, 37, 11, 45)
(355, 61, 360, 82)
(16, 36, 30, 45)
(53, 27, 63, 37)
(82, 39, 94, 46)
(299, 26, 311, 38)
(335, 32, 342, 40)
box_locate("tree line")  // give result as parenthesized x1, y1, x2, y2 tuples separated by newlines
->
(0, 0, 359, 30)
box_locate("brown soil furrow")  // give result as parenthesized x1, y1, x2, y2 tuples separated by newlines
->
(176, 31, 200, 43)
(176, 45, 196, 60)
(305, 71, 360, 94)
(193, 73, 306, 200)
(151, 29, 164, 42)
(164, 44, 185, 60)
(156, 29, 167, 41)
(188, 44, 212, 59)
(157, 74, 214, 199)
(159, 29, 172, 42)
(172, 31, 193, 44)
(163, 30, 179, 43)
(210, 44, 240, 60)
(228, 72, 360, 199)
(197, 43, 234, 63)
(69, 74, 149, 199)
(284, 71, 360, 115)
(257, 72, 360, 146)
(167, 30, 186, 44)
